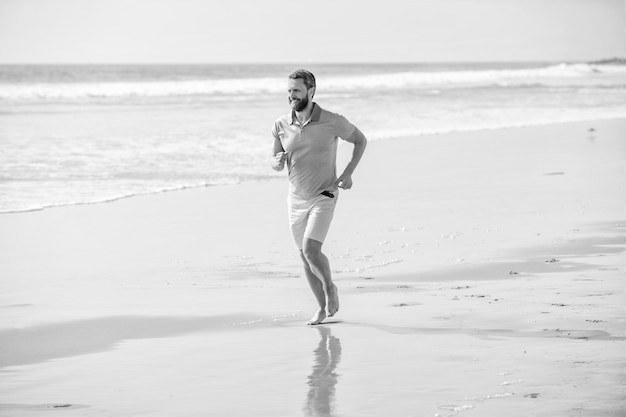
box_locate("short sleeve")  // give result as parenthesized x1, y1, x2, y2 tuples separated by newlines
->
(271, 121, 280, 140)
(272, 121, 284, 153)
(334, 114, 356, 140)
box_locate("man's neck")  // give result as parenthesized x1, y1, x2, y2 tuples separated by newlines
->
(294, 102, 315, 125)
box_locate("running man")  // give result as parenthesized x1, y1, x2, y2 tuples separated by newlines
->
(271, 69, 367, 325)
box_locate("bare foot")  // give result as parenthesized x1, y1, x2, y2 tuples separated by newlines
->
(326, 284, 340, 317)
(307, 309, 327, 325)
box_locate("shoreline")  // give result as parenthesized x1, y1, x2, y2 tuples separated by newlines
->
(1, 119, 624, 416)
(1, 117, 623, 216)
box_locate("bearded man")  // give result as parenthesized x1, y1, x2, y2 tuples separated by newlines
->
(271, 69, 367, 325)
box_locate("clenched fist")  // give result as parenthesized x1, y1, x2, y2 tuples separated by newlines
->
(271, 151, 288, 171)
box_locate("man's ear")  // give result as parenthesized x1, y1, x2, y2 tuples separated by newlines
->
(309, 86, 316, 99)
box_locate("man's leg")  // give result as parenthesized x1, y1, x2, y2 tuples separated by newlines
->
(300, 250, 327, 325)
(302, 238, 340, 324)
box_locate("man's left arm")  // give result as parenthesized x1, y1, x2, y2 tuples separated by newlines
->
(336, 127, 367, 190)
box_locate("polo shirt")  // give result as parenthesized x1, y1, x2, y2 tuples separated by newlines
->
(272, 103, 356, 199)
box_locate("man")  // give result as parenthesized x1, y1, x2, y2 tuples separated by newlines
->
(271, 69, 367, 325)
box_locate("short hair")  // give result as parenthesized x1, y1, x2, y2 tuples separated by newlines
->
(288, 69, 316, 90)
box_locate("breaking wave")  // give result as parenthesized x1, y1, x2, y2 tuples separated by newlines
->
(1, 63, 623, 101)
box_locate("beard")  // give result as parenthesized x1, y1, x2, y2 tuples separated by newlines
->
(289, 94, 309, 112)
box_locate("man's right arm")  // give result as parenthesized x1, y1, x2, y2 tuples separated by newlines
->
(271, 124, 287, 171)
(271, 146, 287, 171)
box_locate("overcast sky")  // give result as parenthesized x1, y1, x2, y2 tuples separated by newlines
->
(0, 0, 623, 63)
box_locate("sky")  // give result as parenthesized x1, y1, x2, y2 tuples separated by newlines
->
(0, 0, 624, 63)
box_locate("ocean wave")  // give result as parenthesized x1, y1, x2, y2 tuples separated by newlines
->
(0, 63, 623, 101)
(324, 63, 618, 90)
(0, 77, 286, 101)
(590, 58, 626, 66)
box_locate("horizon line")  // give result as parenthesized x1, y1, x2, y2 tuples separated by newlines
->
(0, 57, 624, 66)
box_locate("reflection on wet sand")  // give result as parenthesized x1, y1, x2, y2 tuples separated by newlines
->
(304, 326, 342, 417)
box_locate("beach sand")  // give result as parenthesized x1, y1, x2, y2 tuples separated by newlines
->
(1, 119, 624, 416)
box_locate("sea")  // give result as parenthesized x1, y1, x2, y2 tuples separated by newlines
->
(1, 61, 625, 213)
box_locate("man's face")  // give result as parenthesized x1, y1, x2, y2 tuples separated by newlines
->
(288, 78, 313, 112)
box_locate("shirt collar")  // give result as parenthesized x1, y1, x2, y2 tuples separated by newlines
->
(289, 102, 321, 125)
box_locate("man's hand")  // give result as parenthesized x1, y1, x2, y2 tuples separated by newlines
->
(271, 151, 288, 171)
(336, 173, 353, 190)
(336, 127, 367, 190)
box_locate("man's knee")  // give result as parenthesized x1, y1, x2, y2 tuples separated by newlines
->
(302, 239, 322, 264)
(299, 250, 309, 265)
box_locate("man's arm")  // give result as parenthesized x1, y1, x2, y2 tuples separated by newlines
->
(336, 127, 367, 189)
(271, 128, 287, 171)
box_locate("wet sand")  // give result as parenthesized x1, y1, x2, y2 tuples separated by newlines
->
(1, 119, 624, 416)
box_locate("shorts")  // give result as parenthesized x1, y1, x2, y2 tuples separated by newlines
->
(287, 190, 339, 250)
